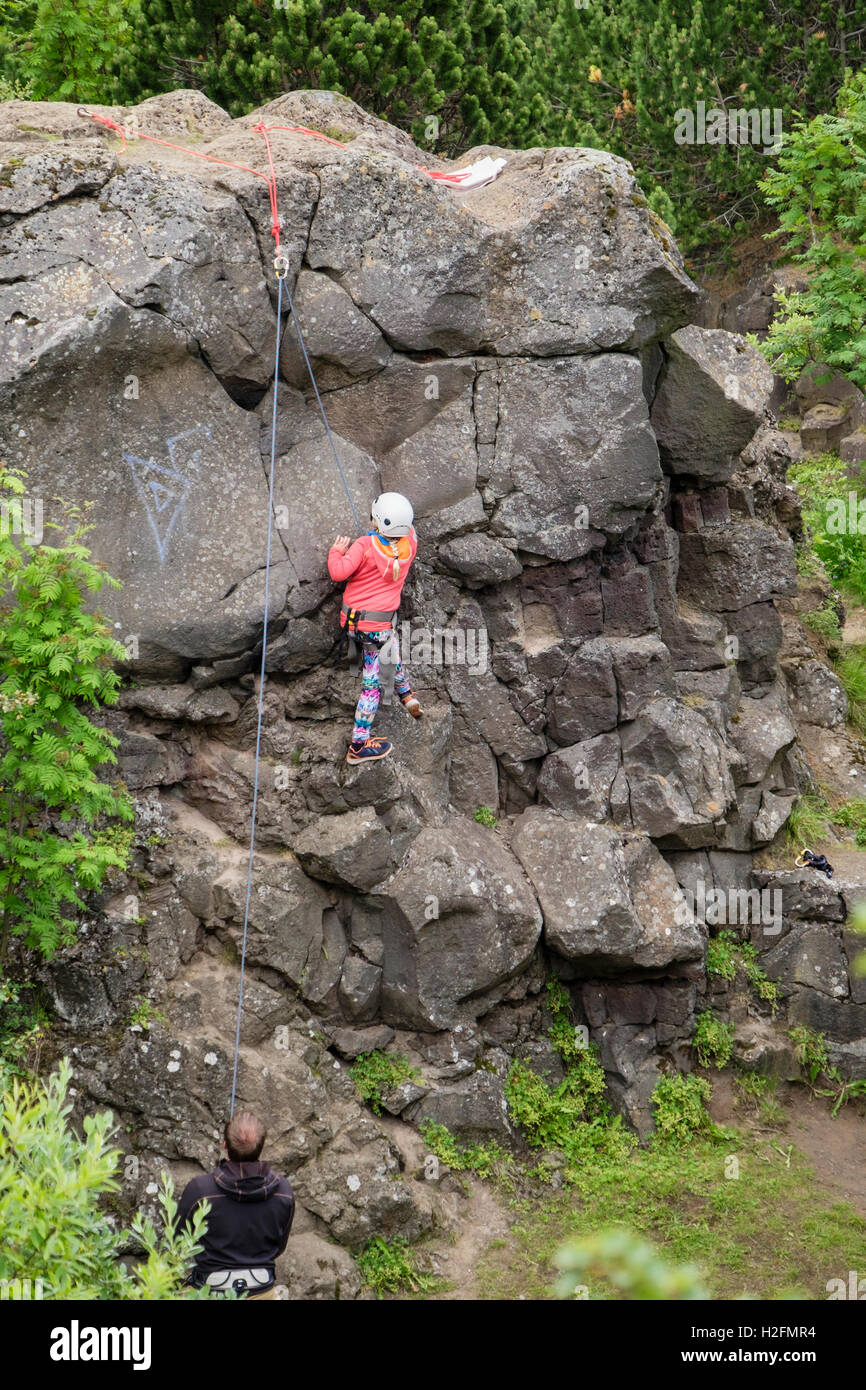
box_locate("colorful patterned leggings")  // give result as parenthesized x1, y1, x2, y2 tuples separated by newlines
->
(352, 628, 412, 744)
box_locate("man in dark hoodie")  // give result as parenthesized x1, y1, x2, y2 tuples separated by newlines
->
(178, 1110, 295, 1299)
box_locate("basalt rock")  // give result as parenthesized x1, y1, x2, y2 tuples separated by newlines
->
(9, 89, 863, 1271)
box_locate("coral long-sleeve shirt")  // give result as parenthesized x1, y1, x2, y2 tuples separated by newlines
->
(328, 528, 417, 631)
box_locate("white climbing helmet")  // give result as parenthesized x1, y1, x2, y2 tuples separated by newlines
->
(371, 492, 413, 538)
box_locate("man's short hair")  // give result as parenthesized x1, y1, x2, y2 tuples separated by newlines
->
(225, 1111, 267, 1162)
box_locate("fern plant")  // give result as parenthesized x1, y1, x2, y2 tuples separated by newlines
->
(0, 466, 133, 961)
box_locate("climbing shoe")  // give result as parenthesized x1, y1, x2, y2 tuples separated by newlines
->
(400, 691, 423, 719)
(346, 737, 393, 764)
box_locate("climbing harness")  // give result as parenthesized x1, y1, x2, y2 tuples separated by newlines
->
(340, 603, 400, 704)
(74, 108, 431, 1111)
(794, 848, 834, 879)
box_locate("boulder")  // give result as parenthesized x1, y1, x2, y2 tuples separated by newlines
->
(783, 658, 848, 728)
(292, 807, 393, 891)
(489, 354, 663, 560)
(728, 685, 797, 784)
(607, 635, 676, 720)
(408, 1052, 515, 1144)
(280, 268, 391, 390)
(213, 856, 346, 1005)
(546, 639, 619, 745)
(800, 404, 849, 454)
(308, 140, 697, 356)
(276, 1230, 362, 1301)
(762, 923, 849, 999)
(619, 697, 737, 842)
(376, 820, 542, 1030)
(511, 808, 704, 971)
(291, 1123, 434, 1250)
(678, 523, 797, 612)
(536, 733, 622, 822)
(650, 326, 773, 481)
(438, 532, 523, 586)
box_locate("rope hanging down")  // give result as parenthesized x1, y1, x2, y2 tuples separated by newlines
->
(77, 107, 365, 1110)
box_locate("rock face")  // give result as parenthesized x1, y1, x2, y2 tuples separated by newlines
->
(3, 88, 860, 1283)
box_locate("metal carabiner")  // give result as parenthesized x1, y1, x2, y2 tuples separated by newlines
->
(273, 253, 289, 281)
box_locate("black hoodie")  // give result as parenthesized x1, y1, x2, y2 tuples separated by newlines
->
(178, 1160, 295, 1284)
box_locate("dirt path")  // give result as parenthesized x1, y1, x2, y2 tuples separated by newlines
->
(710, 1074, 866, 1218)
(428, 1177, 512, 1300)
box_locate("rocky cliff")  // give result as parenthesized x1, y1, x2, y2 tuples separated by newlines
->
(1, 88, 861, 1297)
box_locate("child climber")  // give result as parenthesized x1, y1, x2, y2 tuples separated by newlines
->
(329, 492, 422, 764)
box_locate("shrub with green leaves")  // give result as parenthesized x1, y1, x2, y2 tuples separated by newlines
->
(349, 1050, 419, 1115)
(356, 1234, 442, 1298)
(693, 1011, 735, 1070)
(803, 604, 843, 648)
(506, 1052, 634, 1171)
(0, 1059, 211, 1299)
(651, 1074, 716, 1145)
(707, 932, 779, 1011)
(0, 467, 133, 961)
(0, 0, 132, 102)
(0, 978, 48, 1079)
(418, 1118, 508, 1180)
(837, 649, 866, 738)
(757, 69, 866, 391)
(788, 1024, 831, 1083)
(788, 453, 866, 605)
(554, 1227, 708, 1301)
(111, 0, 549, 155)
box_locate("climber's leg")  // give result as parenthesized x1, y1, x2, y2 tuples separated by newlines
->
(391, 634, 423, 718)
(347, 632, 392, 762)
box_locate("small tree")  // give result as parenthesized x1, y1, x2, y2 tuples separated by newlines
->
(0, 465, 133, 962)
(0, 0, 133, 102)
(0, 1059, 212, 1299)
(757, 68, 866, 389)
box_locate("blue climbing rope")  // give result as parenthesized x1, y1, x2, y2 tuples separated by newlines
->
(230, 268, 286, 1118)
(283, 276, 363, 532)
(230, 254, 366, 1114)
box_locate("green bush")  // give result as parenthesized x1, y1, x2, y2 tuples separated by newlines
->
(757, 70, 866, 391)
(693, 1012, 735, 1070)
(553, 1227, 708, 1301)
(0, 0, 132, 102)
(0, 466, 133, 961)
(418, 1118, 508, 1180)
(830, 797, 866, 847)
(0, 1060, 211, 1299)
(837, 649, 866, 737)
(785, 792, 832, 851)
(349, 1050, 419, 1115)
(788, 453, 866, 605)
(803, 604, 843, 648)
(356, 1234, 442, 1298)
(651, 1074, 716, 1145)
(0, 978, 48, 1079)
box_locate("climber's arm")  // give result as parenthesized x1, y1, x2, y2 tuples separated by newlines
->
(328, 536, 366, 581)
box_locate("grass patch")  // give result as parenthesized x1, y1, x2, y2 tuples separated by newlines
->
(830, 797, 866, 846)
(474, 1131, 866, 1301)
(803, 603, 843, 649)
(837, 646, 866, 737)
(786, 792, 832, 849)
(473, 806, 499, 828)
